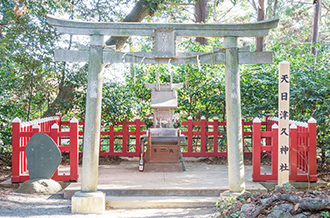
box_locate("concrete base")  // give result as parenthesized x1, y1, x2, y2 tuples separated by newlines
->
(144, 162, 183, 172)
(220, 190, 245, 201)
(105, 196, 218, 209)
(71, 191, 105, 214)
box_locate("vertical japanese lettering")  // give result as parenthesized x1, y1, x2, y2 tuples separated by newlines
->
(280, 74, 289, 83)
(280, 145, 289, 155)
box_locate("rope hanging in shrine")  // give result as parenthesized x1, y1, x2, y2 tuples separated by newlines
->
(104, 45, 225, 64)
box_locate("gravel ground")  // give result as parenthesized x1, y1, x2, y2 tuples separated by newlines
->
(0, 188, 219, 218)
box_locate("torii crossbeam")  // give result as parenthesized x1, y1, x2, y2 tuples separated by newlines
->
(47, 15, 279, 214)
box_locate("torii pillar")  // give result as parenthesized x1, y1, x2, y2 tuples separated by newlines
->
(221, 37, 245, 198)
(71, 34, 106, 214)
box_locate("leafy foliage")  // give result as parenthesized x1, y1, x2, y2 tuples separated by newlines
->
(102, 82, 151, 125)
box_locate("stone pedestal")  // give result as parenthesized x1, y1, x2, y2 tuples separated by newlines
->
(144, 162, 183, 172)
(71, 191, 105, 214)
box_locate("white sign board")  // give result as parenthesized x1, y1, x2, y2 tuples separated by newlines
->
(278, 61, 290, 185)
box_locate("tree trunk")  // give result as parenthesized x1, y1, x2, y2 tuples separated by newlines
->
(256, 0, 265, 52)
(42, 83, 76, 118)
(42, 33, 76, 117)
(195, 0, 209, 45)
(272, 0, 278, 17)
(105, 0, 159, 50)
(311, 0, 321, 55)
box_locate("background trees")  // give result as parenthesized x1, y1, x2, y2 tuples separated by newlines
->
(0, 0, 329, 163)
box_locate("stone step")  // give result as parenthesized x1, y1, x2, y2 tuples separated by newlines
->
(105, 196, 219, 209)
(64, 187, 221, 198)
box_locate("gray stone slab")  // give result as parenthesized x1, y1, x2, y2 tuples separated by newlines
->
(25, 133, 61, 179)
(63, 159, 267, 199)
(105, 196, 219, 209)
(47, 15, 279, 37)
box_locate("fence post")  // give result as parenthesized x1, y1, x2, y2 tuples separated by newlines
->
(11, 118, 21, 183)
(187, 116, 193, 154)
(200, 116, 206, 154)
(242, 119, 245, 154)
(295, 122, 301, 171)
(23, 124, 29, 174)
(272, 124, 279, 176)
(51, 123, 60, 180)
(51, 123, 59, 145)
(266, 115, 271, 146)
(70, 117, 79, 181)
(290, 124, 298, 177)
(109, 125, 114, 154)
(122, 121, 128, 154)
(56, 113, 62, 145)
(308, 118, 317, 181)
(213, 117, 219, 154)
(297, 123, 303, 171)
(135, 117, 141, 155)
(252, 117, 261, 180)
(303, 122, 308, 172)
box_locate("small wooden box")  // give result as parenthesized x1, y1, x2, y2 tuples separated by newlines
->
(146, 144, 180, 163)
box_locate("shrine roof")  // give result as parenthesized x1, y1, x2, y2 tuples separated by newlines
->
(150, 91, 178, 109)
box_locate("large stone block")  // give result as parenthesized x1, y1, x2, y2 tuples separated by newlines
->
(71, 191, 105, 214)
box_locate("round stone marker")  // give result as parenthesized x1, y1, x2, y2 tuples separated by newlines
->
(25, 133, 61, 179)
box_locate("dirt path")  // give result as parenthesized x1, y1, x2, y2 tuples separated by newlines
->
(0, 187, 218, 218)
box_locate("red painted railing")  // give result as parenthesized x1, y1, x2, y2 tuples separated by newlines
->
(180, 116, 253, 157)
(11, 116, 147, 182)
(60, 118, 147, 157)
(252, 116, 317, 182)
(11, 116, 79, 183)
(12, 114, 317, 183)
(99, 119, 147, 157)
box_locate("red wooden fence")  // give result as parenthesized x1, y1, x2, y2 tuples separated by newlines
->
(12, 115, 317, 183)
(180, 116, 253, 157)
(99, 119, 147, 157)
(11, 116, 79, 183)
(252, 116, 317, 182)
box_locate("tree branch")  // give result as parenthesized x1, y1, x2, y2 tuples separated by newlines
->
(105, 0, 159, 50)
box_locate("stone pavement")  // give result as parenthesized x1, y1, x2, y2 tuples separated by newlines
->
(0, 157, 270, 209)
(1, 157, 325, 212)
(63, 158, 267, 209)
